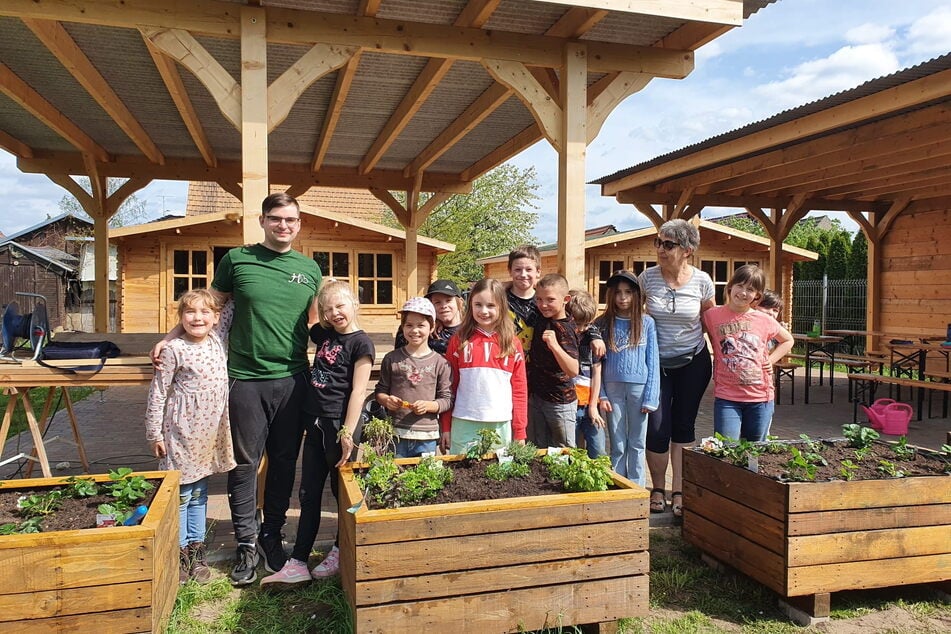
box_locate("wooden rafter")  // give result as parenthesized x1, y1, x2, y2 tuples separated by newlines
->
(23, 18, 164, 165)
(460, 123, 541, 182)
(0, 129, 33, 158)
(312, 53, 361, 172)
(0, 62, 109, 163)
(268, 42, 357, 132)
(587, 72, 652, 142)
(533, 0, 742, 25)
(46, 173, 93, 210)
(142, 34, 217, 168)
(614, 187, 889, 214)
(483, 58, 563, 152)
(358, 0, 502, 175)
(106, 177, 152, 215)
(526, 7, 609, 104)
(370, 187, 410, 227)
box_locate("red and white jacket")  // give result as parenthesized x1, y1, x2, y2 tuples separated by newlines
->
(444, 328, 527, 440)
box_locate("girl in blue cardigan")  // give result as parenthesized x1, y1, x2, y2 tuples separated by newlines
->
(595, 271, 660, 486)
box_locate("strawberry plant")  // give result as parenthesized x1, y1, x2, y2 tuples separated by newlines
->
(544, 448, 613, 492)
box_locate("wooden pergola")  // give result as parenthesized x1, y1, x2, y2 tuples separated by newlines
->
(595, 53, 951, 339)
(0, 0, 772, 331)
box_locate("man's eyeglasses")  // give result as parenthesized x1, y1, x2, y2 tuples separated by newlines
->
(664, 287, 677, 314)
(654, 238, 680, 251)
(265, 215, 301, 226)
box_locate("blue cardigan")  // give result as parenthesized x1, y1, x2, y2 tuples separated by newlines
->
(597, 315, 660, 412)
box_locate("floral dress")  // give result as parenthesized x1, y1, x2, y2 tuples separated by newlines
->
(145, 303, 236, 484)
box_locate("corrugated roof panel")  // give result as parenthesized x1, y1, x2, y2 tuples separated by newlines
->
(485, 1, 568, 35)
(431, 96, 537, 173)
(378, 0, 468, 25)
(0, 93, 74, 153)
(269, 71, 336, 164)
(580, 11, 681, 46)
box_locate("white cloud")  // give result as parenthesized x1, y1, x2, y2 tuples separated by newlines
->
(903, 6, 951, 59)
(844, 23, 895, 45)
(753, 44, 900, 110)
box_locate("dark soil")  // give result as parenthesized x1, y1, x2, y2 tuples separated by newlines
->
(0, 483, 160, 533)
(742, 439, 950, 481)
(361, 459, 571, 510)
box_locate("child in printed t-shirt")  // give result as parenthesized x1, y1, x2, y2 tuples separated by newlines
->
(506, 245, 542, 355)
(527, 274, 580, 447)
(568, 289, 607, 458)
(261, 280, 374, 586)
(702, 266, 793, 443)
(145, 289, 236, 585)
(595, 271, 660, 487)
(441, 278, 528, 455)
(376, 297, 453, 458)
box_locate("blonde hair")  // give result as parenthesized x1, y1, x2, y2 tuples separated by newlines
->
(568, 289, 597, 326)
(457, 278, 517, 357)
(177, 288, 221, 318)
(317, 280, 360, 329)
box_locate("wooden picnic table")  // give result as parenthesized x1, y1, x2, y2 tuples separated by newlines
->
(793, 334, 842, 404)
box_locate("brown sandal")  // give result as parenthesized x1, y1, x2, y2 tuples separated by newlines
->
(671, 491, 683, 518)
(649, 488, 666, 513)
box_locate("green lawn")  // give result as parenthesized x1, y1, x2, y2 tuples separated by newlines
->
(1, 387, 97, 439)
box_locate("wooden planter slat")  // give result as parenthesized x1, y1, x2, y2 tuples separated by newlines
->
(339, 457, 649, 633)
(787, 503, 951, 535)
(355, 576, 649, 634)
(354, 551, 649, 605)
(683, 448, 951, 617)
(0, 471, 179, 633)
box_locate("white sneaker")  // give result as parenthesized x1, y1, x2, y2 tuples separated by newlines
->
(311, 546, 340, 578)
(260, 558, 311, 585)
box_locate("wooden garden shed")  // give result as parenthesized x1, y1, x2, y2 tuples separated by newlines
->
(480, 219, 816, 306)
(0, 0, 774, 332)
(0, 240, 73, 329)
(594, 54, 951, 346)
(111, 205, 453, 335)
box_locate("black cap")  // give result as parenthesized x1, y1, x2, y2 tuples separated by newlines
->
(606, 270, 640, 290)
(425, 279, 462, 298)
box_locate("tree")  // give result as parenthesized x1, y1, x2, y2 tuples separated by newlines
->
(825, 232, 851, 280)
(58, 177, 151, 228)
(847, 231, 868, 279)
(386, 164, 540, 283)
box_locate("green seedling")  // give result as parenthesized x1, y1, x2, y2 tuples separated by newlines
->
(544, 448, 613, 492)
(103, 468, 154, 507)
(486, 461, 530, 481)
(841, 423, 880, 449)
(839, 459, 859, 481)
(876, 459, 905, 478)
(891, 436, 917, 460)
(65, 476, 99, 498)
(465, 428, 502, 460)
(395, 456, 452, 505)
(783, 447, 818, 481)
(17, 489, 64, 517)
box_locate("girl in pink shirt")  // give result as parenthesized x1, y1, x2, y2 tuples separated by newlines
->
(702, 265, 793, 442)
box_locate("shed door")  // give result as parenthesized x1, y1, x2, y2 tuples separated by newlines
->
(164, 247, 214, 330)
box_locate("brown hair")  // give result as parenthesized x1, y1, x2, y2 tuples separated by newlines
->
(536, 273, 569, 295)
(457, 278, 517, 357)
(727, 264, 766, 301)
(568, 289, 597, 326)
(507, 244, 541, 270)
(756, 289, 784, 315)
(598, 275, 643, 352)
(177, 288, 221, 318)
(262, 192, 300, 215)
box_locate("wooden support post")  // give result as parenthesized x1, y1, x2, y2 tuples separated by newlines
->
(241, 6, 267, 244)
(557, 43, 586, 287)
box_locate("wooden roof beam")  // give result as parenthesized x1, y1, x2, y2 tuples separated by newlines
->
(534, 0, 743, 25)
(603, 68, 951, 195)
(460, 123, 541, 182)
(0, 129, 33, 158)
(614, 187, 890, 213)
(267, 42, 357, 132)
(525, 7, 610, 105)
(587, 72, 652, 142)
(142, 34, 217, 168)
(357, 0, 502, 175)
(0, 62, 109, 163)
(23, 18, 164, 165)
(810, 169, 950, 199)
(484, 59, 561, 151)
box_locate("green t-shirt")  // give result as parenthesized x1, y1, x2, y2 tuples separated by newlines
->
(213, 244, 321, 380)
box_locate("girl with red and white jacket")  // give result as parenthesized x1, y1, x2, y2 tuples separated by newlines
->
(440, 278, 528, 455)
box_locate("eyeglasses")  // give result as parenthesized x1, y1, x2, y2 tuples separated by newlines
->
(265, 215, 300, 226)
(654, 238, 680, 251)
(664, 287, 677, 314)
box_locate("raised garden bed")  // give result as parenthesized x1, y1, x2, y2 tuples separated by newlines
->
(682, 440, 951, 625)
(339, 454, 649, 633)
(0, 470, 179, 633)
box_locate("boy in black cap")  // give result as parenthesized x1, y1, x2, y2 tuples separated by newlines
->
(394, 279, 464, 356)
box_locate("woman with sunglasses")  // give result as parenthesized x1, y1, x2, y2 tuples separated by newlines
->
(638, 219, 715, 519)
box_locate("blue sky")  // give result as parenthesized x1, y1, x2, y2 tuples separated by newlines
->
(2, 0, 949, 239)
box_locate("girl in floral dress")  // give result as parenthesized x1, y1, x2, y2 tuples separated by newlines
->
(145, 289, 236, 585)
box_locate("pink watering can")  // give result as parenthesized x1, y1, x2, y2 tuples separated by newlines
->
(860, 398, 913, 435)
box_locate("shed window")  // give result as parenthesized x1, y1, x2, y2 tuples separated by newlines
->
(172, 249, 210, 300)
(701, 259, 761, 305)
(596, 259, 655, 304)
(312, 250, 394, 306)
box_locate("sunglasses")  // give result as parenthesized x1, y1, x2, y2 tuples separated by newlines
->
(653, 238, 681, 251)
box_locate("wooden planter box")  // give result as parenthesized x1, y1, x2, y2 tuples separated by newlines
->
(339, 457, 649, 633)
(0, 470, 180, 633)
(682, 449, 951, 622)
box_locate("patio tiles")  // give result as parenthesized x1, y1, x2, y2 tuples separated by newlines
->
(2, 370, 949, 563)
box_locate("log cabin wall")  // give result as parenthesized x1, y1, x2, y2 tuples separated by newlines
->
(116, 217, 439, 337)
(880, 208, 951, 338)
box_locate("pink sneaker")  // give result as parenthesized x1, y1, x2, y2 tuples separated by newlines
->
(311, 546, 340, 578)
(260, 558, 311, 585)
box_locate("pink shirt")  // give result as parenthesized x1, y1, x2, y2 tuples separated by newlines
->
(703, 306, 781, 402)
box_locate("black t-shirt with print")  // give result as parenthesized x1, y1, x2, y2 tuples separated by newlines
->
(507, 290, 539, 354)
(306, 325, 375, 418)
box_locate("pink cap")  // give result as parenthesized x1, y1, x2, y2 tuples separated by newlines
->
(400, 297, 436, 322)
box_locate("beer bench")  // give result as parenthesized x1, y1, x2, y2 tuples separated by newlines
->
(0, 332, 156, 478)
(848, 373, 951, 425)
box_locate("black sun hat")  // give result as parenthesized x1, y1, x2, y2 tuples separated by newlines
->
(425, 279, 462, 298)
(606, 270, 640, 290)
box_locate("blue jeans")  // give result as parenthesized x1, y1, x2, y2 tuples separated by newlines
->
(179, 477, 209, 547)
(395, 438, 437, 458)
(576, 406, 606, 459)
(713, 398, 774, 442)
(603, 382, 648, 486)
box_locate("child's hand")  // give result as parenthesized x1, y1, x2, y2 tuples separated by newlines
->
(410, 400, 434, 415)
(149, 341, 168, 369)
(439, 431, 451, 454)
(336, 435, 354, 467)
(150, 440, 166, 459)
(541, 329, 559, 350)
(598, 397, 612, 413)
(591, 338, 606, 358)
(588, 405, 605, 429)
(382, 394, 404, 411)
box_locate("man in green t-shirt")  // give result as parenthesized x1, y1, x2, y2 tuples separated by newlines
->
(154, 192, 321, 586)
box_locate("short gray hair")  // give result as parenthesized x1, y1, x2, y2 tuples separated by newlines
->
(659, 219, 700, 252)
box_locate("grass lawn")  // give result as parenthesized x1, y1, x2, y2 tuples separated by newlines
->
(168, 526, 951, 633)
(1, 387, 97, 439)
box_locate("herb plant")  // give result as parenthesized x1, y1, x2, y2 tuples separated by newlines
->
(839, 459, 859, 481)
(395, 456, 452, 505)
(362, 416, 396, 456)
(465, 428, 502, 460)
(17, 490, 64, 517)
(783, 447, 818, 481)
(544, 448, 613, 492)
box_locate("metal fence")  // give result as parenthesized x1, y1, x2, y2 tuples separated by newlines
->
(792, 276, 867, 342)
